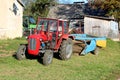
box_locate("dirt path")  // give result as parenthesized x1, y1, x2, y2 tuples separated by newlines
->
(73, 40, 85, 55)
(0, 51, 15, 57)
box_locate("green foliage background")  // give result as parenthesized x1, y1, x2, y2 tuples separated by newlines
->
(24, 0, 120, 21)
(23, 0, 57, 20)
(88, 0, 120, 20)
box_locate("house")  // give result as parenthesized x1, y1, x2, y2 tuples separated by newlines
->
(84, 15, 119, 41)
(0, 0, 24, 39)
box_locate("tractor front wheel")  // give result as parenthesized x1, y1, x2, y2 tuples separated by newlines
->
(16, 45, 26, 60)
(43, 50, 53, 66)
(59, 38, 73, 60)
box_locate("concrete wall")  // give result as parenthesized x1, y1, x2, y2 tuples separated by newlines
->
(84, 16, 119, 40)
(0, 0, 23, 39)
(118, 21, 120, 33)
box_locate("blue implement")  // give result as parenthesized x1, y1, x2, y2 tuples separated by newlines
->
(70, 34, 106, 55)
(81, 39, 96, 55)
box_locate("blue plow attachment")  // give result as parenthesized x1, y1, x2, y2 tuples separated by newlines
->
(70, 34, 106, 55)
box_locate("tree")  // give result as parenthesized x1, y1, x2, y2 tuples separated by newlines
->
(88, 0, 120, 20)
(101, 0, 120, 20)
(24, 0, 57, 19)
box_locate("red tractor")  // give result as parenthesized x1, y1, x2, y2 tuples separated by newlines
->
(16, 18, 73, 65)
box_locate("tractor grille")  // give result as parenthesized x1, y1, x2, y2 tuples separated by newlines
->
(29, 38, 36, 50)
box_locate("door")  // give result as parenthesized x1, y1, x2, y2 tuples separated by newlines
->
(49, 20, 58, 49)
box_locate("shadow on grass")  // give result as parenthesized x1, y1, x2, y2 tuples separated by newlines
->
(53, 52, 61, 60)
(13, 51, 62, 65)
(12, 53, 17, 59)
(13, 52, 38, 60)
(12, 52, 43, 64)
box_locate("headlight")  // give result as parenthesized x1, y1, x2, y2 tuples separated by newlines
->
(40, 38, 42, 41)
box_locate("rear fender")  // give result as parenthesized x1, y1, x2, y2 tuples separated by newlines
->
(55, 34, 71, 50)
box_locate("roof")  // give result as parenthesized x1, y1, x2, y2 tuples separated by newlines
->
(74, 2, 85, 4)
(85, 15, 115, 21)
(38, 17, 68, 21)
(17, 0, 25, 7)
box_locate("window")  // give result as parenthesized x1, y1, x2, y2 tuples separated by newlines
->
(37, 20, 48, 31)
(49, 20, 57, 32)
(58, 21, 62, 32)
(13, 3, 18, 15)
(64, 21, 68, 33)
(29, 17, 36, 24)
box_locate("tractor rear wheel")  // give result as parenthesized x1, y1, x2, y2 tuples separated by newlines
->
(59, 38, 73, 60)
(43, 50, 53, 66)
(16, 45, 26, 60)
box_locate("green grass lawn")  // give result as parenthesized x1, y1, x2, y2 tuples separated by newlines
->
(0, 38, 120, 80)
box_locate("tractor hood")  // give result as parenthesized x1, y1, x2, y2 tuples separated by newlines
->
(27, 34, 47, 55)
(28, 34, 47, 41)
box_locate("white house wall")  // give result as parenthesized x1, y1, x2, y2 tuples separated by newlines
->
(0, 0, 8, 38)
(84, 17, 119, 40)
(84, 17, 110, 37)
(109, 21, 119, 39)
(0, 0, 23, 39)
